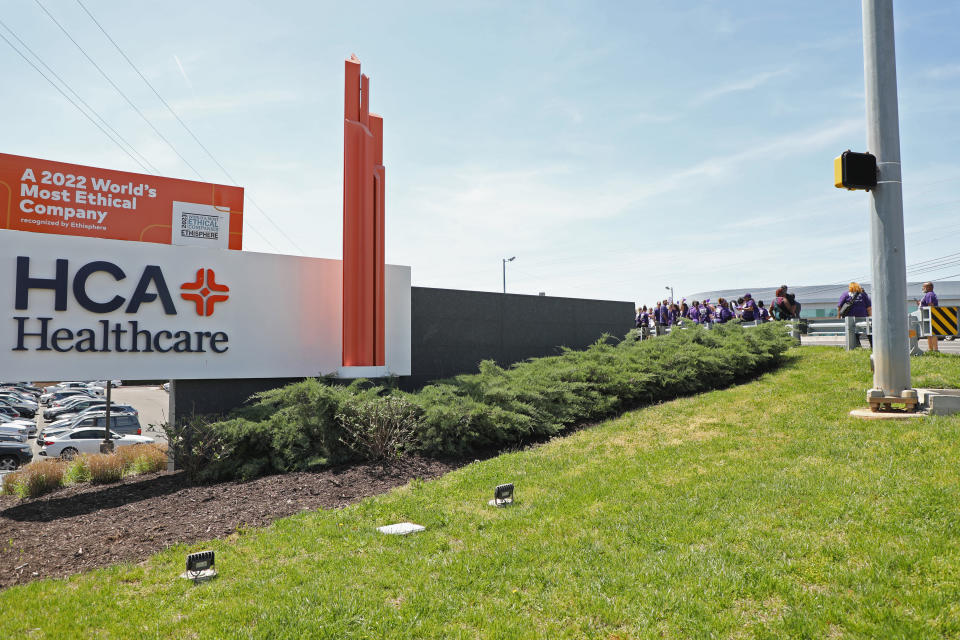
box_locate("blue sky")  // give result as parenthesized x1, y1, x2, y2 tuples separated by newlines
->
(3, 1, 960, 306)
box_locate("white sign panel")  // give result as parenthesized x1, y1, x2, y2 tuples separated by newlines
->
(0, 229, 411, 380)
(171, 201, 230, 249)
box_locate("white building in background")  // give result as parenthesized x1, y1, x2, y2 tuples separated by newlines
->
(687, 281, 960, 319)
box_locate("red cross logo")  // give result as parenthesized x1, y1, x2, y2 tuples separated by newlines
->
(180, 269, 230, 316)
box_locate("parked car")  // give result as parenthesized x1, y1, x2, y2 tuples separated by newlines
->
(0, 441, 33, 470)
(70, 412, 143, 435)
(0, 395, 37, 418)
(39, 410, 138, 439)
(0, 387, 40, 401)
(40, 388, 96, 405)
(42, 382, 90, 394)
(0, 424, 28, 443)
(43, 397, 105, 421)
(39, 429, 154, 460)
(55, 404, 138, 424)
(0, 402, 33, 420)
(0, 414, 37, 436)
(1, 382, 40, 394)
(43, 393, 102, 414)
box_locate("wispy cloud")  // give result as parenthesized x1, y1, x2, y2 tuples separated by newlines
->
(924, 63, 960, 79)
(691, 68, 789, 106)
(173, 54, 192, 88)
(404, 117, 861, 244)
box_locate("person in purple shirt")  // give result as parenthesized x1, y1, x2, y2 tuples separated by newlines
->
(740, 293, 759, 322)
(699, 300, 713, 325)
(670, 303, 682, 325)
(716, 298, 733, 323)
(636, 306, 650, 340)
(659, 300, 671, 327)
(757, 300, 769, 323)
(688, 300, 700, 324)
(917, 281, 939, 352)
(838, 282, 873, 347)
(838, 282, 872, 318)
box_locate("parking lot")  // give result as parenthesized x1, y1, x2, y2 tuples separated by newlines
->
(2, 384, 170, 477)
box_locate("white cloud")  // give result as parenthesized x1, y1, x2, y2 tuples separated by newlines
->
(692, 68, 790, 106)
(173, 55, 192, 88)
(924, 63, 960, 79)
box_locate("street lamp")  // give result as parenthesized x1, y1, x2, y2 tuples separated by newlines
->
(665, 286, 674, 303)
(502, 256, 516, 293)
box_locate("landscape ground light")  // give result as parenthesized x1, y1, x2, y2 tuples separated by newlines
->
(180, 550, 217, 583)
(489, 483, 514, 507)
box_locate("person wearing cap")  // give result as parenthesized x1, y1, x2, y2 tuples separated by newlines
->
(740, 293, 759, 322)
(917, 282, 939, 352)
(837, 282, 872, 347)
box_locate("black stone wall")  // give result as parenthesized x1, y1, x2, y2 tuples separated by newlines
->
(405, 287, 634, 388)
(170, 287, 634, 420)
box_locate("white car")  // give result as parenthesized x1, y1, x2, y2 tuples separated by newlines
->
(0, 393, 37, 410)
(39, 428, 154, 460)
(42, 382, 89, 394)
(40, 389, 95, 405)
(0, 424, 29, 442)
(0, 414, 37, 436)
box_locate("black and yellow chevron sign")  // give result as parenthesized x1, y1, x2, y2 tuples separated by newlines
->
(930, 306, 959, 336)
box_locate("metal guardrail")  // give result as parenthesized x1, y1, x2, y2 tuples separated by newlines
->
(644, 315, 922, 353)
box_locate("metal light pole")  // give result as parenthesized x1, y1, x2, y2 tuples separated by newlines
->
(862, 0, 915, 405)
(502, 256, 515, 294)
(664, 286, 674, 303)
(99, 380, 114, 454)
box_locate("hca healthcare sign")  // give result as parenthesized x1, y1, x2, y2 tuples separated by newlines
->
(0, 153, 244, 249)
(0, 229, 411, 380)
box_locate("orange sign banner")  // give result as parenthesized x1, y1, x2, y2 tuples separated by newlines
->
(0, 153, 243, 250)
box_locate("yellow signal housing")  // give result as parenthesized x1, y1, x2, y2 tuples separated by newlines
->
(834, 155, 846, 189)
(834, 150, 878, 191)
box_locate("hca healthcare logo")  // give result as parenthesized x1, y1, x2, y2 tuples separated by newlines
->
(10, 257, 230, 354)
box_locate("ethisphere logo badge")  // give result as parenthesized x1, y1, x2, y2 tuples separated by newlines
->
(180, 268, 229, 317)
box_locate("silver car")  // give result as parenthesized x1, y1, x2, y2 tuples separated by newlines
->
(39, 428, 154, 460)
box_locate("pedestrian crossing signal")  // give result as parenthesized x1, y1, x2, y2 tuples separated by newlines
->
(834, 150, 877, 191)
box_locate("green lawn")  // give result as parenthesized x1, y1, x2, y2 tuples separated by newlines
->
(3, 347, 960, 639)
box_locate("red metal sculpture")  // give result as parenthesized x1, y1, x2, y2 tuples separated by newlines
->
(342, 55, 385, 367)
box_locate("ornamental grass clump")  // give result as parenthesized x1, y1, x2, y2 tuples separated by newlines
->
(116, 443, 168, 474)
(2, 459, 66, 499)
(63, 455, 92, 485)
(87, 452, 125, 484)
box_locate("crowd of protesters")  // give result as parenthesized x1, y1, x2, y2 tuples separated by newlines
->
(636, 281, 945, 350)
(636, 285, 802, 337)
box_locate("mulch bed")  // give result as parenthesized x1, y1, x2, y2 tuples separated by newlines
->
(0, 456, 458, 590)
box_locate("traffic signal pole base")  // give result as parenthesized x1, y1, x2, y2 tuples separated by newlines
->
(862, 387, 918, 414)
